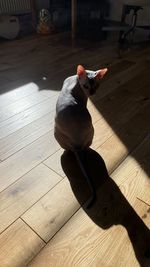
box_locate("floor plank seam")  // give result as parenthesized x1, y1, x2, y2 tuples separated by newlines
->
(0, 126, 54, 162)
(40, 133, 150, 241)
(128, 134, 150, 156)
(0, 61, 145, 160)
(20, 218, 47, 244)
(0, 108, 108, 161)
(2, 76, 148, 151)
(0, 93, 58, 124)
(0, 125, 60, 162)
(0, 131, 147, 232)
(0, 89, 56, 110)
(136, 197, 150, 207)
(43, 204, 81, 242)
(0, 95, 56, 130)
(0, 58, 139, 120)
(0, 114, 52, 146)
(24, 247, 46, 267)
(24, 204, 82, 267)
(22, 143, 136, 265)
(95, 100, 149, 153)
(40, 148, 61, 164)
(0, 105, 148, 194)
(20, 176, 65, 218)
(0, 217, 19, 236)
(0, 147, 60, 194)
(91, 116, 104, 126)
(0, 37, 150, 267)
(42, 161, 65, 179)
(108, 134, 149, 179)
(0, 176, 65, 235)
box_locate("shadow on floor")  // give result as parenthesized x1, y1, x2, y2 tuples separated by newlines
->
(90, 63, 150, 177)
(61, 149, 150, 267)
(0, 36, 149, 180)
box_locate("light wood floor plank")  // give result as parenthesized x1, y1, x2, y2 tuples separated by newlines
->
(0, 95, 58, 139)
(0, 61, 145, 160)
(0, 113, 54, 161)
(0, 219, 45, 267)
(42, 102, 149, 183)
(26, 137, 150, 267)
(0, 90, 56, 123)
(0, 35, 149, 267)
(43, 148, 65, 177)
(135, 136, 150, 207)
(97, 104, 150, 173)
(27, 199, 150, 267)
(90, 61, 148, 103)
(0, 40, 115, 103)
(22, 134, 149, 246)
(0, 130, 59, 192)
(22, 178, 80, 242)
(91, 63, 150, 111)
(126, 45, 150, 62)
(0, 164, 62, 233)
(111, 136, 149, 199)
(138, 185, 150, 208)
(91, 79, 150, 150)
(0, 83, 39, 108)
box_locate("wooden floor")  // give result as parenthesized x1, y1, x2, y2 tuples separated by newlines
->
(0, 34, 150, 267)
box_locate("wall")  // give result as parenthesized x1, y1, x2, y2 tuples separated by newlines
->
(35, 0, 49, 10)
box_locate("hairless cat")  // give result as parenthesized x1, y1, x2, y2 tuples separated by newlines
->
(54, 65, 108, 208)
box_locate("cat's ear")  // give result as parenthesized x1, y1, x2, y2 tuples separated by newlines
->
(77, 65, 86, 78)
(96, 68, 108, 79)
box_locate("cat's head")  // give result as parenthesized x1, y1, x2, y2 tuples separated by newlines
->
(77, 65, 108, 95)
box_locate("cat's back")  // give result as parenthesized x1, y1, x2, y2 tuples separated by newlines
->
(54, 73, 94, 150)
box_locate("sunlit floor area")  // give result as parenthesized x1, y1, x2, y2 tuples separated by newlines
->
(0, 34, 150, 267)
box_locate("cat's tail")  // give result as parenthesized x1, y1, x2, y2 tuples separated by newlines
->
(74, 150, 96, 209)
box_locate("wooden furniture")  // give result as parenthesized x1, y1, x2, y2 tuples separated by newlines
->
(30, 0, 37, 30)
(71, 0, 77, 42)
(119, 5, 143, 44)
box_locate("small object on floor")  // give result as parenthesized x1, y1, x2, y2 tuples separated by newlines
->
(37, 9, 55, 35)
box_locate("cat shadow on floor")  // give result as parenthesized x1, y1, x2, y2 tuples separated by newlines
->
(61, 148, 150, 267)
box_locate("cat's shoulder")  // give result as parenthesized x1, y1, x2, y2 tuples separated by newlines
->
(64, 75, 77, 84)
(62, 75, 78, 91)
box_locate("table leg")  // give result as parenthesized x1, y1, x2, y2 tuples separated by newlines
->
(71, 0, 77, 43)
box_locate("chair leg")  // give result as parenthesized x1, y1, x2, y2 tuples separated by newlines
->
(119, 5, 143, 52)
